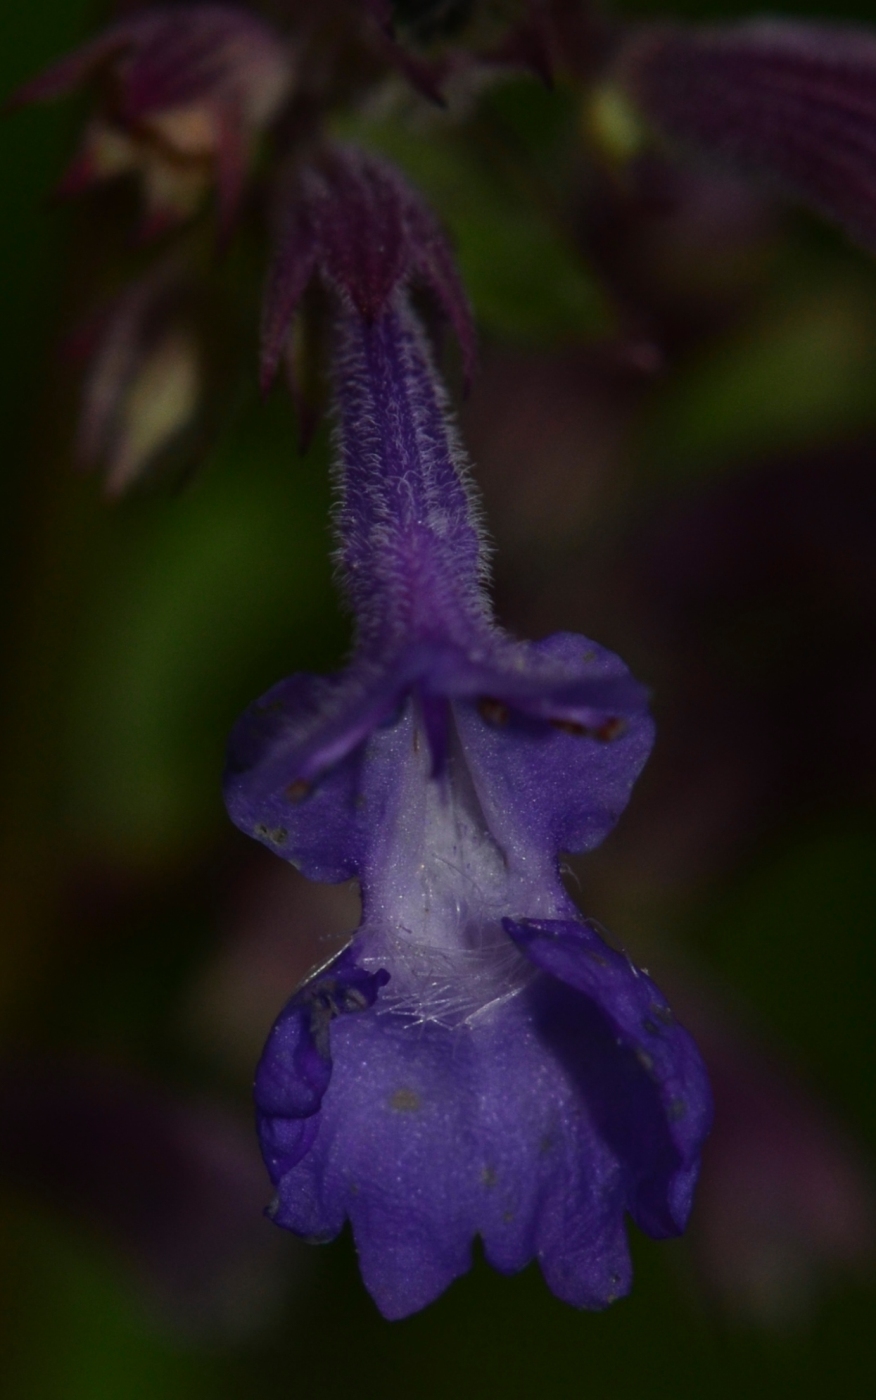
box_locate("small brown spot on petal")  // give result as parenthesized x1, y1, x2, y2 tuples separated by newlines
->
(478, 696, 510, 726)
(594, 717, 626, 742)
(551, 717, 587, 736)
(286, 778, 311, 804)
(389, 1087, 421, 1113)
(551, 715, 627, 741)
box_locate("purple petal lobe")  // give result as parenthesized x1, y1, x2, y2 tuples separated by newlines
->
(254, 947, 389, 1182)
(504, 916, 713, 1235)
(455, 632, 655, 857)
(434, 631, 650, 719)
(259, 918, 710, 1315)
(224, 672, 378, 883)
(623, 20, 876, 250)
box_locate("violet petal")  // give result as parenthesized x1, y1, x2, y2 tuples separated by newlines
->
(224, 671, 386, 882)
(262, 992, 636, 1318)
(455, 632, 654, 857)
(254, 947, 389, 1184)
(505, 916, 713, 1235)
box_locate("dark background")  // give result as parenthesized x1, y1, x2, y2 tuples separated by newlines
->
(2, 2, 876, 1395)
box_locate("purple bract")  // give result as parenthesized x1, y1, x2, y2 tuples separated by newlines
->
(261, 146, 476, 391)
(225, 148, 711, 1318)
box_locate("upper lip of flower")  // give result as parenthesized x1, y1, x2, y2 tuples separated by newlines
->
(228, 627, 649, 797)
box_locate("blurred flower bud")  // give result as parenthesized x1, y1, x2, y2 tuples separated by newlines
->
(585, 82, 647, 166)
(10, 5, 294, 236)
(74, 261, 202, 496)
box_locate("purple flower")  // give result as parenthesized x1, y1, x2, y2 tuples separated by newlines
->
(225, 149, 711, 1318)
(619, 20, 876, 252)
(9, 4, 293, 236)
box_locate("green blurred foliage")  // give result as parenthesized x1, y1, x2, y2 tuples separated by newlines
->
(343, 79, 613, 343)
(1, 1199, 222, 1400)
(693, 816, 876, 1132)
(640, 242, 876, 480)
(64, 400, 341, 860)
(0, 4, 92, 575)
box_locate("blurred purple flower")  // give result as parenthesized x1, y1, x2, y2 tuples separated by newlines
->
(10, 4, 294, 236)
(620, 20, 876, 251)
(224, 147, 711, 1319)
